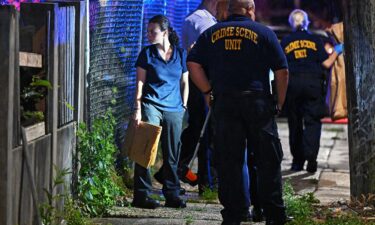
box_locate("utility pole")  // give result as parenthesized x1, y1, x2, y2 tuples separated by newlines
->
(343, 0, 375, 197)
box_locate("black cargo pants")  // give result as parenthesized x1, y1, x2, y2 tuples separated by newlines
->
(213, 93, 286, 223)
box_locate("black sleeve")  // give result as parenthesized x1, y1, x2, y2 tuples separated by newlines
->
(316, 37, 329, 63)
(187, 32, 209, 66)
(135, 47, 148, 69)
(267, 30, 288, 71)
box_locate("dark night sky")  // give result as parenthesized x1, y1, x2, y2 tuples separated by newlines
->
(254, 0, 343, 29)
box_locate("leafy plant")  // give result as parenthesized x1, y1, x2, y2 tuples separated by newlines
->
(185, 215, 194, 225)
(39, 166, 90, 225)
(76, 110, 124, 216)
(64, 198, 92, 225)
(22, 110, 44, 123)
(21, 74, 51, 125)
(283, 180, 374, 225)
(200, 187, 218, 202)
(283, 179, 318, 220)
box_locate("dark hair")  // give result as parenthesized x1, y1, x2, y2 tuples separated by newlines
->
(149, 15, 179, 46)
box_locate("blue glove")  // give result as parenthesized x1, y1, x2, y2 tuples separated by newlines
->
(334, 43, 344, 54)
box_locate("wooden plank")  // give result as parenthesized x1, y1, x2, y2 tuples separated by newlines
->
(24, 122, 46, 142)
(33, 135, 51, 223)
(56, 122, 75, 184)
(19, 51, 42, 68)
(0, 5, 17, 225)
(11, 147, 22, 225)
(47, 0, 87, 122)
(20, 1, 60, 216)
(14, 135, 50, 225)
(55, 122, 75, 209)
(19, 142, 35, 225)
(20, 2, 58, 134)
(13, 9, 20, 149)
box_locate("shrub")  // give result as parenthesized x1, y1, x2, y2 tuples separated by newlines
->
(76, 110, 123, 216)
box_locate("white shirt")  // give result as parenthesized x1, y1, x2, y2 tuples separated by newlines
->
(181, 5, 217, 50)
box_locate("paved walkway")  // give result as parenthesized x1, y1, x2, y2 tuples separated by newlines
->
(93, 120, 350, 225)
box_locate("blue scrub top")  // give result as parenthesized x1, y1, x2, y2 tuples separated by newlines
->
(135, 44, 188, 112)
(187, 14, 288, 95)
(280, 29, 328, 75)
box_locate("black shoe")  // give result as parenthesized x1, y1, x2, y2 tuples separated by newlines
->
(306, 160, 317, 173)
(165, 197, 187, 208)
(154, 171, 185, 195)
(131, 197, 160, 209)
(252, 207, 264, 222)
(290, 162, 304, 171)
(240, 212, 252, 222)
(153, 170, 163, 185)
(221, 221, 240, 225)
(266, 216, 293, 225)
(179, 187, 186, 195)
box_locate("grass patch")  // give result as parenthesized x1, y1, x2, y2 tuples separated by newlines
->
(149, 194, 165, 201)
(184, 215, 194, 225)
(200, 187, 218, 202)
(283, 180, 318, 220)
(283, 180, 374, 225)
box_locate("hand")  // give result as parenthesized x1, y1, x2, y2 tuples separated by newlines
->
(334, 43, 344, 55)
(132, 109, 142, 126)
(204, 92, 213, 108)
(275, 104, 282, 116)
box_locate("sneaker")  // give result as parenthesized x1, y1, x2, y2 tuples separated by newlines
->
(164, 197, 187, 208)
(131, 197, 160, 209)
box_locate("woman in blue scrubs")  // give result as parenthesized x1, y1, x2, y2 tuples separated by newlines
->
(131, 15, 189, 209)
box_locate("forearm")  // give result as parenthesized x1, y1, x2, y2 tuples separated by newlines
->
(134, 67, 146, 110)
(134, 82, 143, 109)
(274, 69, 289, 109)
(322, 51, 338, 69)
(180, 72, 189, 107)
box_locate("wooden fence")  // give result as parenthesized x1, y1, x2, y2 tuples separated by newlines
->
(0, 2, 86, 225)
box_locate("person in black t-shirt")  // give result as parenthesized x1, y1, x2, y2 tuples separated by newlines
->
(280, 9, 342, 173)
(187, 1, 289, 224)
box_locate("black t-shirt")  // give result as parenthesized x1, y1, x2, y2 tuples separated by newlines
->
(187, 14, 288, 95)
(280, 29, 328, 75)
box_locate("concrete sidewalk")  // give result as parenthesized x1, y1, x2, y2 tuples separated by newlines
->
(93, 120, 350, 225)
(278, 120, 350, 203)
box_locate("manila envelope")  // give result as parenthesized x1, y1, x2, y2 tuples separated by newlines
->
(122, 120, 162, 168)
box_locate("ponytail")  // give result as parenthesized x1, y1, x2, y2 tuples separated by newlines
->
(168, 27, 179, 46)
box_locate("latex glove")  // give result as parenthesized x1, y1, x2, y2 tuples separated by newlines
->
(334, 43, 344, 54)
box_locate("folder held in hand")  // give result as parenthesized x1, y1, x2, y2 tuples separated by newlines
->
(122, 120, 162, 168)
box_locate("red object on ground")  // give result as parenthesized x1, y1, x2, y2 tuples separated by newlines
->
(185, 169, 198, 183)
(321, 117, 348, 124)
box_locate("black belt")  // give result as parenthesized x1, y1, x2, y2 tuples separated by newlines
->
(215, 90, 268, 98)
(290, 72, 323, 79)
